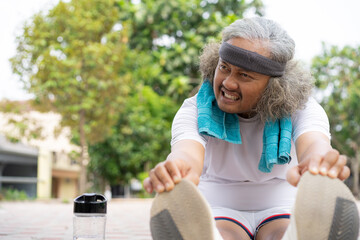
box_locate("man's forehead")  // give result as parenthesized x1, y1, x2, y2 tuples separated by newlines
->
(219, 58, 253, 73)
(218, 42, 285, 77)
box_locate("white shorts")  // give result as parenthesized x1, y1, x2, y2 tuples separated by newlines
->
(198, 178, 297, 211)
(212, 206, 291, 239)
(198, 178, 296, 239)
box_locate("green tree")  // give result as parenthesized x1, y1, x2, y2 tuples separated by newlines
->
(10, 0, 130, 193)
(312, 44, 360, 196)
(118, 0, 264, 103)
(86, 0, 264, 189)
(88, 85, 177, 186)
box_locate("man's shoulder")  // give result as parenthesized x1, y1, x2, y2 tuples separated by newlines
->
(182, 94, 197, 107)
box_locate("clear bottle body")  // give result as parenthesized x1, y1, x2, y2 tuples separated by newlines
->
(73, 213, 106, 240)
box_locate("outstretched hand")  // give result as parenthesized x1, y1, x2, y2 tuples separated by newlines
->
(143, 139, 205, 194)
(143, 158, 201, 194)
(287, 149, 351, 187)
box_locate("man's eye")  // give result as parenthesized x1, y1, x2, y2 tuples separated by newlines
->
(238, 72, 253, 81)
(241, 73, 249, 78)
(219, 65, 229, 72)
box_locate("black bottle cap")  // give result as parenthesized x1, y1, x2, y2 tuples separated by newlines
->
(74, 193, 107, 214)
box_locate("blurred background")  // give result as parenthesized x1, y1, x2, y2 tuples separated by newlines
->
(0, 0, 359, 202)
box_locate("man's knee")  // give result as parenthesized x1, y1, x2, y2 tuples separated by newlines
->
(217, 225, 252, 240)
(218, 228, 242, 240)
(257, 228, 286, 240)
(256, 219, 289, 240)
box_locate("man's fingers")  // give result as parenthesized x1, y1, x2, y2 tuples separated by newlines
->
(287, 150, 350, 187)
(308, 154, 322, 174)
(327, 155, 347, 178)
(319, 149, 339, 175)
(154, 163, 177, 191)
(143, 177, 153, 193)
(148, 160, 188, 192)
(149, 168, 165, 193)
(338, 165, 351, 181)
(164, 160, 182, 184)
(145, 157, 199, 193)
(184, 172, 200, 186)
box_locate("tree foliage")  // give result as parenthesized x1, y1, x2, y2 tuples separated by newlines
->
(10, 0, 130, 192)
(118, 0, 264, 103)
(311, 44, 360, 195)
(88, 86, 177, 185)
(87, 0, 264, 187)
(11, 0, 130, 142)
(10, 0, 265, 190)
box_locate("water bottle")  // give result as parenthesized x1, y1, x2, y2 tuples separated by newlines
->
(73, 193, 107, 240)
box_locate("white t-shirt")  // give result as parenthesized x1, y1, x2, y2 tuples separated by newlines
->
(171, 95, 330, 210)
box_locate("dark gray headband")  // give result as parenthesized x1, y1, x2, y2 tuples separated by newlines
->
(219, 42, 286, 77)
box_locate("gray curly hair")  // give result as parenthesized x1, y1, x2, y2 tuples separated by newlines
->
(199, 17, 314, 122)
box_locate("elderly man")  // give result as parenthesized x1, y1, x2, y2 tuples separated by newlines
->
(144, 17, 359, 240)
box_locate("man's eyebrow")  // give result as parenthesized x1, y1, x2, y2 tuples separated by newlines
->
(219, 59, 229, 64)
(219, 59, 256, 75)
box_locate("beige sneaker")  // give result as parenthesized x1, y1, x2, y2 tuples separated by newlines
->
(282, 171, 359, 240)
(150, 179, 223, 240)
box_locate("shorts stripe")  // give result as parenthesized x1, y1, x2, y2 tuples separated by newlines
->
(215, 216, 254, 239)
(256, 213, 290, 232)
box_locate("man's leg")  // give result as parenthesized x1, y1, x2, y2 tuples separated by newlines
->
(282, 172, 359, 240)
(216, 220, 252, 240)
(150, 179, 224, 240)
(255, 219, 289, 240)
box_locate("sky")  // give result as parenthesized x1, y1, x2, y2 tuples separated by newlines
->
(1, 0, 360, 101)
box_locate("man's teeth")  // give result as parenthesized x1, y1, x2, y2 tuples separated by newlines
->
(224, 92, 239, 100)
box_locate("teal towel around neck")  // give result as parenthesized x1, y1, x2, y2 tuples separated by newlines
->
(197, 81, 292, 173)
(197, 81, 242, 144)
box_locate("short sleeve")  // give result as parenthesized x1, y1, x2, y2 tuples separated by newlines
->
(292, 97, 331, 142)
(171, 95, 208, 147)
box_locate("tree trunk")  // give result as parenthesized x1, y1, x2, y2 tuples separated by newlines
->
(78, 109, 89, 194)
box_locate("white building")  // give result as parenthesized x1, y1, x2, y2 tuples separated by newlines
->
(0, 108, 80, 201)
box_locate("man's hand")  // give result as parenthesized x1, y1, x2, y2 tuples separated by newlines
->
(143, 158, 200, 193)
(287, 149, 351, 186)
(143, 140, 205, 193)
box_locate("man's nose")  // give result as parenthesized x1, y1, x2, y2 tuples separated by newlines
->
(222, 73, 238, 90)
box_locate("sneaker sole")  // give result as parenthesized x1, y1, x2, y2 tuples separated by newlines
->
(294, 171, 359, 240)
(150, 179, 214, 240)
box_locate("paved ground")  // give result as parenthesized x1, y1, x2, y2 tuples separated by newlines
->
(0, 198, 153, 240)
(0, 199, 360, 240)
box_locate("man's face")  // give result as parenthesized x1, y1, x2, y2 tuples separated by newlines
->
(213, 37, 271, 118)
